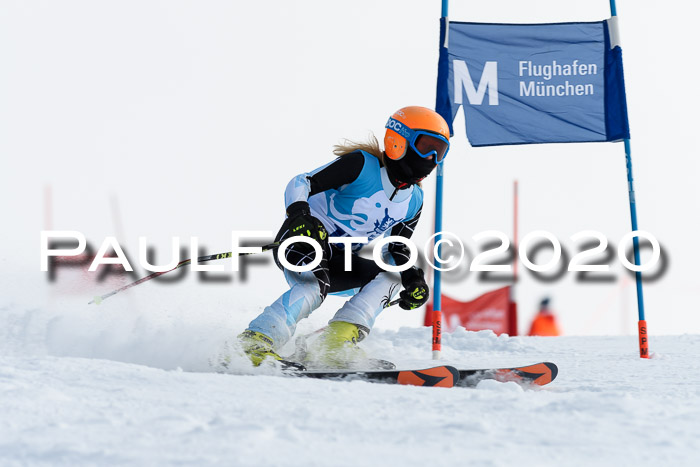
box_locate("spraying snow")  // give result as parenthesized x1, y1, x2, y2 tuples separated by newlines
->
(1, 303, 699, 466)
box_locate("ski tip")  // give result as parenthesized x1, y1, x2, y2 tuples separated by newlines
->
(513, 362, 559, 386)
(544, 361, 558, 382)
(397, 366, 459, 388)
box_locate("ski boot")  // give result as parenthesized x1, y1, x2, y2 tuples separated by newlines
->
(307, 321, 394, 370)
(238, 330, 305, 371)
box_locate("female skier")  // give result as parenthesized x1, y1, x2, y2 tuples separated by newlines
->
(239, 106, 451, 369)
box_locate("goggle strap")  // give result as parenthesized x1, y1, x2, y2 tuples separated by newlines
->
(385, 117, 414, 140)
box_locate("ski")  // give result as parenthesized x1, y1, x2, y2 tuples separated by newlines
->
(454, 362, 558, 387)
(287, 362, 558, 388)
(291, 365, 460, 388)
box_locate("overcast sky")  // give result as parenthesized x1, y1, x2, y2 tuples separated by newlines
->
(1, 0, 696, 337)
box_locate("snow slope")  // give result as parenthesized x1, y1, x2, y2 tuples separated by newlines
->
(2, 304, 699, 466)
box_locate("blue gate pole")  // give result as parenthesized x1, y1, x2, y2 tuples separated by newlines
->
(609, 0, 649, 358)
(431, 0, 449, 360)
(432, 163, 444, 360)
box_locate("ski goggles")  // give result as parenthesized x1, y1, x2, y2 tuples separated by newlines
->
(385, 117, 450, 164)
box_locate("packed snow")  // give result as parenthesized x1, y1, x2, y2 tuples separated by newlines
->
(1, 302, 699, 466)
(2, 1, 699, 465)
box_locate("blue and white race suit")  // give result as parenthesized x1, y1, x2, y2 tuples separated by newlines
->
(247, 151, 424, 347)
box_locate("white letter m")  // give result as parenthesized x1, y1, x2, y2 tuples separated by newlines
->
(453, 60, 498, 106)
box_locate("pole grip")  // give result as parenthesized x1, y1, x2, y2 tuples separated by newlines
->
(638, 320, 649, 358)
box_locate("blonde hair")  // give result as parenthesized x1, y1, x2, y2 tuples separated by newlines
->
(332, 132, 424, 187)
(332, 133, 384, 164)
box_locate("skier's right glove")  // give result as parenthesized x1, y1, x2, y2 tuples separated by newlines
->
(398, 267, 429, 310)
(280, 201, 328, 257)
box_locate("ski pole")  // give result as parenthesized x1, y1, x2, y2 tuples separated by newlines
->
(88, 242, 280, 305)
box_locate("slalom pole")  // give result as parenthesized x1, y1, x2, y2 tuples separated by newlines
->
(429, 0, 450, 360)
(608, 0, 649, 358)
(513, 180, 518, 283)
(88, 242, 280, 305)
(509, 180, 519, 336)
(432, 163, 444, 360)
(44, 184, 53, 231)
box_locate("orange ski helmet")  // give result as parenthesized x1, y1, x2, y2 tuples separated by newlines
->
(384, 106, 450, 163)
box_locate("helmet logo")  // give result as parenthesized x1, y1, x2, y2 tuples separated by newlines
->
(385, 118, 411, 139)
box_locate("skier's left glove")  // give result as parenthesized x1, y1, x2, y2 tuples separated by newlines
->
(398, 267, 429, 310)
